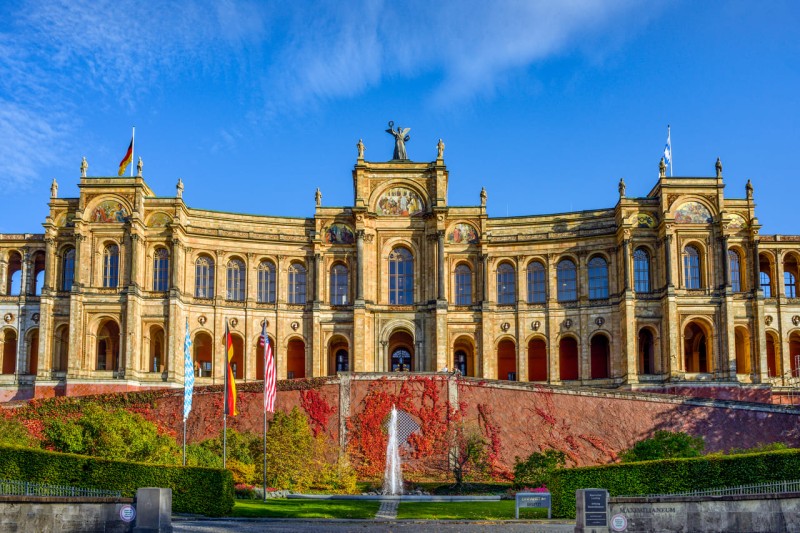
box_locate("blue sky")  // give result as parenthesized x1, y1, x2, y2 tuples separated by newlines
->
(1, 0, 798, 234)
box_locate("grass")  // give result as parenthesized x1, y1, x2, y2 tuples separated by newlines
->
(232, 499, 380, 519)
(396, 501, 549, 520)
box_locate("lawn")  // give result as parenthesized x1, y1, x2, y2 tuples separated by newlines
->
(232, 499, 380, 519)
(396, 501, 549, 520)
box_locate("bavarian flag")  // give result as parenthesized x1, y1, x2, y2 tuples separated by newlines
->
(224, 323, 238, 416)
(118, 137, 133, 176)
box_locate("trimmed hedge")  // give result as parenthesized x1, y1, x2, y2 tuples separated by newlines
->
(0, 445, 234, 516)
(548, 448, 800, 519)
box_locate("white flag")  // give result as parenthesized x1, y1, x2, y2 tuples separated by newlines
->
(663, 125, 672, 169)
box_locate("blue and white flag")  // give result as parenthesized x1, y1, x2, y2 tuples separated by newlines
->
(183, 318, 194, 421)
(663, 125, 672, 173)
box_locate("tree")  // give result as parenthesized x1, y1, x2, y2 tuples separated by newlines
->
(259, 408, 315, 491)
(620, 430, 704, 463)
(513, 449, 566, 488)
(447, 422, 489, 491)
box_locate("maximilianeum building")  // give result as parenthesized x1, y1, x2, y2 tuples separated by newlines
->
(1, 139, 800, 401)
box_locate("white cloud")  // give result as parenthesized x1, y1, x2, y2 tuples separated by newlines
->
(0, 0, 660, 187)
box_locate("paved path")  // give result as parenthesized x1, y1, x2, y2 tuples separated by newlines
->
(374, 499, 399, 520)
(173, 518, 574, 532)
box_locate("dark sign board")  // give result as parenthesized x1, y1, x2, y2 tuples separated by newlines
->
(584, 489, 608, 526)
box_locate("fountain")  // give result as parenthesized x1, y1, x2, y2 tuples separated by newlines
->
(382, 405, 403, 495)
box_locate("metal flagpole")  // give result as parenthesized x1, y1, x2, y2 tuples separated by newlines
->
(263, 326, 268, 501)
(130, 127, 135, 177)
(668, 125, 672, 177)
(182, 420, 187, 466)
(223, 317, 228, 468)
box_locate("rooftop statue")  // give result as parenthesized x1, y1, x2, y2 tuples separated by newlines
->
(357, 139, 365, 160)
(659, 157, 666, 178)
(716, 157, 723, 177)
(386, 121, 410, 160)
(137, 157, 143, 177)
(80, 156, 88, 177)
(437, 138, 445, 160)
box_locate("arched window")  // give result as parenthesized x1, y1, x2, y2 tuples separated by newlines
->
(786, 272, 797, 298)
(103, 244, 119, 288)
(288, 263, 306, 304)
(496, 263, 516, 304)
(455, 264, 472, 305)
(527, 262, 546, 303)
(257, 261, 276, 303)
(226, 259, 245, 301)
(153, 248, 169, 291)
(760, 271, 772, 298)
(195, 256, 215, 298)
(557, 259, 577, 301)
(62, 248, 75, 291)
(784, 255, 799, 298)
(683, 245, 701, 289)
(633, 249, 650, 293)
(330, 263, 349, 305)
(389, 247, 413, 305)
(588, 257, 609, 300)
(729, 250, 742, 292)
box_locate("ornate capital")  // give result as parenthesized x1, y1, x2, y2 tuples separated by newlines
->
(356, 229, 365, 240)
(363, 233, 374, 244)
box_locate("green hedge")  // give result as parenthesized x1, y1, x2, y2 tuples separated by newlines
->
(548, 449, 800, 519)
(0, 445, 234, 516)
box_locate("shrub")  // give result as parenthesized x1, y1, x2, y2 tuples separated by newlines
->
(513, 449, 566, 488)
(0, 445, 234, 516)
(0, 418, 38, 448)
(547, 448, 800, 518)
(620, 430, 704, 463)
(43, 405, 180, 464)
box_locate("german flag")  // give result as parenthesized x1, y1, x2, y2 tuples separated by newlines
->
(118, 137, 133, 176)
(224, 323, 238, 416)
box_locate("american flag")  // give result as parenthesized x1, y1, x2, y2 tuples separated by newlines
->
(261, 321, 276, 413)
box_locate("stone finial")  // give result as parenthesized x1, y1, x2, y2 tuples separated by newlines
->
(618, 178, 626, 198)
(480, 187, 487, 207)
(80, 157, 88, 177)
(746, 179, 753, 199)
(137, 156, 143, 177)
(315, 187, 322, 207)
(437, 138, 445, 161)
(715, 157, 723, 178)
(50, 178, 58, 199)
(176, 178, 184, 198)
(659, 157, 666, 178)
(357, 139, 365, 161)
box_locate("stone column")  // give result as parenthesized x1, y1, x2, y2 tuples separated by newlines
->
(753, 239, 761, 295)
(664, 233, 673, 287)
(356, 230, 364, 301)
(481, 254, 489, 302)
(437, 231, 445, 300)
(379, 340, 388, 373)
(721, 236, 730, 288)
(43, 237, 56, 291)
(622, 239, 630, 292)
(20, 251, 31, 295)
(0, 259, 7, 295)
(313, 253, 321, 302)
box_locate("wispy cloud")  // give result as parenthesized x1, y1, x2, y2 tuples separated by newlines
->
(0, 0, 659, 187)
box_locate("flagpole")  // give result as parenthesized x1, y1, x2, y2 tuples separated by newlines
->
(263, 326, 268, 501)
(182, 419, 187, 466)
(668, 125, 672, 177)
(130, 127, 135, 177)
(223, 317, 228, 469)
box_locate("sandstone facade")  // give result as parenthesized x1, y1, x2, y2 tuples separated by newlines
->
(0, 149, 799, 399)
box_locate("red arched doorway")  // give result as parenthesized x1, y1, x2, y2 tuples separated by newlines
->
(527, 338, 547, 381)
(497, 339, 516, 380)
(559, 337, 579, 380)
(287, 338, 305, 379)
(193, 331, 213, 377)
(590, 334, 610, 379)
